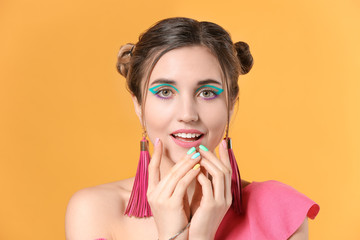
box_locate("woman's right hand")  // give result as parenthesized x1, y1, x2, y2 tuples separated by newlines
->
(147, 139, 201, 240)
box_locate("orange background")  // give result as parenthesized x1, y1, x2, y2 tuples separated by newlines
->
(1, 0, 359, 239)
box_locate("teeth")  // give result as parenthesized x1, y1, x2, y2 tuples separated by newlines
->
(173, 133, 201, 138)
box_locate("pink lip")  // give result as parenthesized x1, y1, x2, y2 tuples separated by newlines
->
(170, 129, 205, 148)
(171, 129, 204, 135)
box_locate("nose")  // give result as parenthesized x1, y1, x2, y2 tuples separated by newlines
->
(177, 96, 199, 123)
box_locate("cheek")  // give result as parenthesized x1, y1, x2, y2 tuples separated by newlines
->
(200, 100, 228, 128)
(199, 100, 228, 148)
(143, 97, 174, 139)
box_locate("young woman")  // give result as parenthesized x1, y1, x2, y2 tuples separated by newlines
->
(65, 17, 319, 240)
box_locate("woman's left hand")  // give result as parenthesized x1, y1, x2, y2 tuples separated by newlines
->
(188, 141, 233, 240)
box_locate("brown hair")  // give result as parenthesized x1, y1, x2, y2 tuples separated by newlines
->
(116, 17, 253, 136)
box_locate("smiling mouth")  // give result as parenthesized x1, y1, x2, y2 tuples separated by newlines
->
(171, 133, 203, 142)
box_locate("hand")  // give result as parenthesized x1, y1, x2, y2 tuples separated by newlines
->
(147, 139, 201, 240)
(189, 142, 232, 240)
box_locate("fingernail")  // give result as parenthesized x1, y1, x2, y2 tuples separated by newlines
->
(221, 139, 227, 149)
(155, 138, 160, 146)
(199, 145, 208, 151)
(187, 147, 196, 155)
(193, 163, 200, 170)
(191, 152, 200, 159)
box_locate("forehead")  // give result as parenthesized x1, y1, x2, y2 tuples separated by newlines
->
(149, 46, 223, 85)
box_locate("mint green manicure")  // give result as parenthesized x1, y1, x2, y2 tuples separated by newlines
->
(191, 152, 200, 159)
(187, 147, 196, 155)
(199, 145, 208, 151)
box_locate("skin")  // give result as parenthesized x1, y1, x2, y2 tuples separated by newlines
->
(138, 46, 228, 180)
(65, 46, 309, 240)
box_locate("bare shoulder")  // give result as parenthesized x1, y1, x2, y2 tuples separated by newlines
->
(65, 177, 135, 240)
(288, 218, 309, 240)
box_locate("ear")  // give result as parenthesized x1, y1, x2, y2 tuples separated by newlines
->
(131, 95, 142, 123)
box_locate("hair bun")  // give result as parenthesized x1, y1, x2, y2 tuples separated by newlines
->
(234, 41, 253, 75)
(116, 43, 135, 77)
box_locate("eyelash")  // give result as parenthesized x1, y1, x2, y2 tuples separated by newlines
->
(153, 88, 219, 100)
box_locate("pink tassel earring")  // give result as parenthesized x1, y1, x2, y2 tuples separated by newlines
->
(226, 137, 244, 215)
(124, 137, 153, 217)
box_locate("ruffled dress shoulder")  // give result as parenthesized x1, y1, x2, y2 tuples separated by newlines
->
(215, 180, 320, 240)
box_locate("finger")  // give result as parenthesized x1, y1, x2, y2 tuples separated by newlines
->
(156, 148, 198, 189)
(148, 138, 162, 192)
(172, 164, 201, 199)
(199, 144, 230, 173)
(199, 157, 225, 202)
(159, 151, 201, 198)
(183, 191, 191, 221)
(190, 166, 205, 207)
(197, 172, 213, 200)
(219, 140, 232, 170)
(218, 140, 232, 203)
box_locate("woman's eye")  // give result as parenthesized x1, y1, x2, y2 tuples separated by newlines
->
(156, 88, 174, 98)
(199, 89, 216, 99)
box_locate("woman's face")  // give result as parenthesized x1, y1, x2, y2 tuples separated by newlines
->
(135, 46, 229, 163)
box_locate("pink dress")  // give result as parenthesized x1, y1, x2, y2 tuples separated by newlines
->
(215, 180, 320, 240)
(95, 180, 319, 240)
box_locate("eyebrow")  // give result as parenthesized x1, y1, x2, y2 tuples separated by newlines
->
(149, 78, 222, 87)
(197, 79, 222, 86)
(150, 79, 177, 86)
